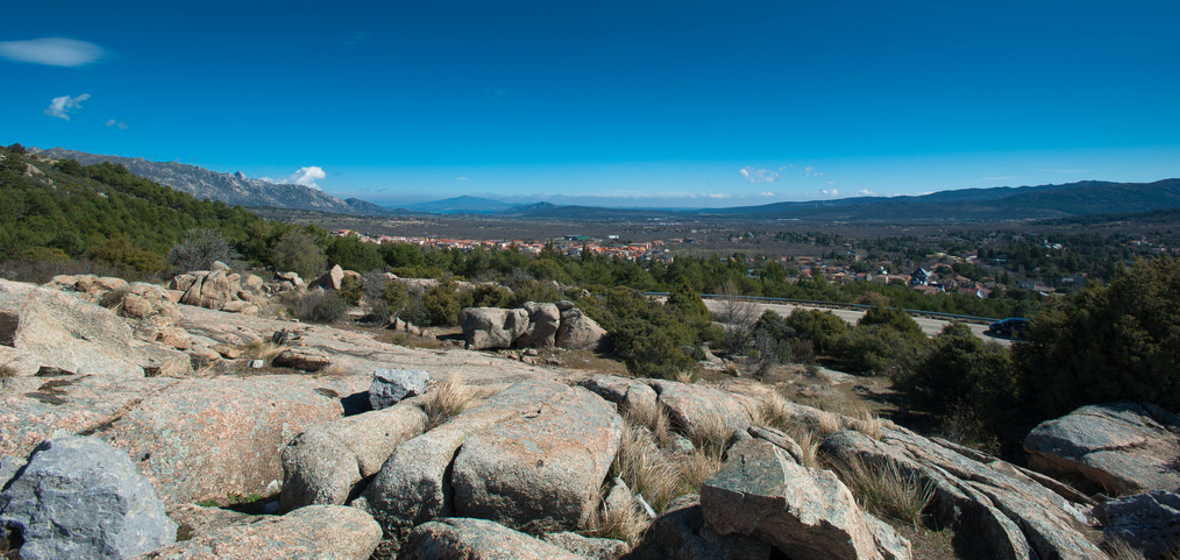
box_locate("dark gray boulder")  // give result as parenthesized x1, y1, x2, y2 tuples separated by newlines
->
(1094, 490, 1180, 559)
(622, 496, 772, 560)
(0, 436, 176, 560)
(368, 368, 430, 410)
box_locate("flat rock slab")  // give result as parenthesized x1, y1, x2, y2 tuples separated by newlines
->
(399, 517, 588, 560)
(646, 379, 755, 441)
(1024, 402, 1180, 494)
(133, 504, 380, 560)
(0, 436, 176, 560)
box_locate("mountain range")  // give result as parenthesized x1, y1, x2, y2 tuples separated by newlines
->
(32, 148, 391, 216)
(32, 147, 1180, 223)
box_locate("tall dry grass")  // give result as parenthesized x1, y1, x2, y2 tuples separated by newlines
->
(829, 458, 934, 527)
(421, 376, 493, 430)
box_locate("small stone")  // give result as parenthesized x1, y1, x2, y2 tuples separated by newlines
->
(368, 369, 430, 411)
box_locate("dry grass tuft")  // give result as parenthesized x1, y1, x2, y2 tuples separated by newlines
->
(585, 499, 649, 546)
(751, 391, 793, 430)
(686, 411, 733, 456)
(848, 404, 883, 440)
(780, 423, 823, 469)
(241, 340, 284, 362)
(830, 459, 934, 527)
(623, 403, 673, 448)
(673, 370, 697, 385)
(422, 376, 493, 430)
(1100, 538, 1148, 560)
(611, 424, 682, 512)
(677, 447, 725, 495)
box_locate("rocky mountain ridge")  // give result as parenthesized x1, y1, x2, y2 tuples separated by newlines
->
(31, 147, 390, 216)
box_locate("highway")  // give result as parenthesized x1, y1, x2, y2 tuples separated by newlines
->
(670, 294, 1010, 346)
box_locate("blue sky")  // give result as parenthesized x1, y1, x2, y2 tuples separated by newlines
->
(3, 0, 1178, 208)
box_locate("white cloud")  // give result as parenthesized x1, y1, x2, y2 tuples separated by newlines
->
(44, 93, 90, 120)
(262, 166, 328, 189)
(858, 189, 876, 196)
(803, 165, 824, 177)
(0, 37, 105, 67)
(104, 118, 128, 130)
(758, 191, 775, 197)
(739, 166, 779, 183)
(822, 188, 840, 197)
(707, 193, 729, 199)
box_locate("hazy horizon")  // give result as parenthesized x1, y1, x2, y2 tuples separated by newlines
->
(3, 1, 1178, 208)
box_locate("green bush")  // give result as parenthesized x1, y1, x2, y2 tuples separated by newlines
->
(785, 309, 851, 355)
(1015, 257, 1180, 421)
(901, 323, 1017, 450)
(423, 282, 461, 326)
(830, 324, 925, 377)
(291, 290, 348, 324)
(338, 275, 364, 305)
(271, 230, 327, 280)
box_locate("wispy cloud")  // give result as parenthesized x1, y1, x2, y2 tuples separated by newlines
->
(263, 166, 328, 189)
(105, 118, 128, 130)
(857, 189, 876, 196)
(758, 191, 775, 197)
(44, 93, 90, 120)
(739, 166, 779, 183)
(0, 37, 105, 67)
(822, 188, 840, 197)
(803, 165, 824, 177)
(707, 193, 729, 199)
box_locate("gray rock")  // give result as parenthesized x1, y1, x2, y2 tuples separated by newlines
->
(1094, 490, 1180, 559)
(701, 438, 890, 560)
(0, 455, 26, 491)
(517, 302, 560, 347)
(543, 531, 628, 560)
(0, 436, 176, 560)
(312, 264, 346, 291)
(280, 398, 428, 511)
(748, 426, 805, 464)
(400, 517, 588, 560)
(1024, 402, 1180, 494)
(133, 504, 380, 560)
(556, 308, 607, 351)
(368, 368, 430, 410)
(459, 307, 531, 350)
(623, 496, 772, 560)
(451, 382, 623, 531)
(0, 346, 42, 377)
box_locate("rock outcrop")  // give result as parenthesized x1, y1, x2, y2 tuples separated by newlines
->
(556, 308, 607, 351)
(133, 504, 381, 560)
(1093, 490, 1180, 559)
(702, 438, 904, 560)
(459, 307, 531, 350)
(399, 517, 588, 560)
(1024, 402, 1180, 494)
(364, 379, 622, 536)
(280, 398, 428, 511)
(170, 267, 259, 315)
(0, 282, 190, 377)
(369, 368, 430, 410)
(0, 436, 176, 560)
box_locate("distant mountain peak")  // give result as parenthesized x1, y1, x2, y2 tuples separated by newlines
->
(31, 147, 390, 216)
